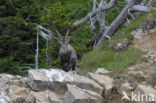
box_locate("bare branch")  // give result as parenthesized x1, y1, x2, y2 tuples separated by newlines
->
(130, 5, 156, 12)
(98, 0, 116, 10)
(90, 16, 97, 37)
(93, 0, 97, 10)
(96, 0, 156, 47)
(73, 0, 117, 27)
(96, 0, 137, 47)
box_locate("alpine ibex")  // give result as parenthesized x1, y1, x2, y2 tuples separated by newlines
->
(56, 29, 77, 72)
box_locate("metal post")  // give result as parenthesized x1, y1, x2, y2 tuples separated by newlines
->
(46, 39, 49, 69)
(35, 24, 39, 69)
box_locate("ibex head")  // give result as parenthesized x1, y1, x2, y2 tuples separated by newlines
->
(56, 29, 70, 53)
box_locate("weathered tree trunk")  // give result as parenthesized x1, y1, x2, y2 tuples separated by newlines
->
(96, 0, 156, 47)
(90, 0, 97, 37)
(73, 0, 116, 27)
(74, 0, 156, 47)
(96, 0, 137, 47)
(98, 0, 107, 32)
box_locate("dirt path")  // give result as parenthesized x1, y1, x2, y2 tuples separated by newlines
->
(126, 29, 156, 87)
(107, 29, 156, 103)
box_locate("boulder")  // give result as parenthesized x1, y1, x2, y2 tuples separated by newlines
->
(25, 93, 36, 103)
(0, 74, 28, 87)
(0, 83, 11, 103)
(72, 73, 104, 95)
(7, 77, 28, 87)
(118, 82, 133, 97)
(112, 38, 129, 51)
(95, 68, 111, 75)
(28, 69, 103, 95)
(134, 84, 156, 103)
(27, 90, 63, 103)
(87, 72, 114, 96)
(128, 71, 144, 76)
(0, 74, 14, 84)
(8, 86, 29, 103)
(64, 84, 104, 103)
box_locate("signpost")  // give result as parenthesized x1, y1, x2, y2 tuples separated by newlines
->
(35, 24, 52, 69)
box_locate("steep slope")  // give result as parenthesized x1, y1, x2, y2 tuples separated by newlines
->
(79, 11, 156, 73)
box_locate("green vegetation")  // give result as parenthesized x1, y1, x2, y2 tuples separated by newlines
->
(80, 47, 144, 73)
(0, 0, 125, 75)
(0, 0, 41, 75)
(80, 11, 156, 73)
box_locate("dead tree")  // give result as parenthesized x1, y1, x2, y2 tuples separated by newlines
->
(74, 0, 156, 47)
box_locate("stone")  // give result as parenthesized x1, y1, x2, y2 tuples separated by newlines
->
(134, 84, 156, 103)
(29, 90, 63, 103)
(7, 77, 28, 87)
(149, 74, 156, 87)
(131, 28, 144, 39)
(87, 73, 114, 96)
(9, 86, 29, 95)
(25, 93, 36, 103)
(128, 71, 144, 75)
(0, 74, 28, 87)
(118, 82, 133, 97)
(95, 68, 111, 75)
(0, 74, 14, 84)
(28, 69, 103, 95)
(8, 86, 29, 103)
(0, 83, 11, 103)
(64, 84, 104, 103)
(0, 74, 19, 103)
(48, 91, 63, 103)
(27, 69, 72, 94)
(72, 73, 104, 95)
(113, 38, 129, 51)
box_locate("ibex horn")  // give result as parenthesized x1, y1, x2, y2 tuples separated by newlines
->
(66, 29, 70, 37)
(56, 30, 62, 38)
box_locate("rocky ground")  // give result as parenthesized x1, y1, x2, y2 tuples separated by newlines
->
(108, 21, 156, 103)
(0, 69, 113, 103)
(0, 67, 155, 103)
(128, 29, 156, 87)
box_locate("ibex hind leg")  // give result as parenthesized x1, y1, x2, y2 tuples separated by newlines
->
(71, 63, 76, 71)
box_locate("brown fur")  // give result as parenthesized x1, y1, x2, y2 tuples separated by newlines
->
(57, 29, 77, 72)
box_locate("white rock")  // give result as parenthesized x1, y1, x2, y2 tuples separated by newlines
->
(134, 84, 156, 102)
(64, 84, 104, 103)
(28, 69, 103, 95)
(95, 68, 111, 75)
(128, 71, 144, 75)
(0, 78, 12, 103)
(8, 86, 29, 103)
(118, 82, 133, 97)
(87, 73, 114, 96)
(28, 90, 63, 103)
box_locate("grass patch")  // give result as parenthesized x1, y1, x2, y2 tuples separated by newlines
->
(79, 11, 156, 73)
(80, 47, 143, 73)
(107, 11, 156, 44)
